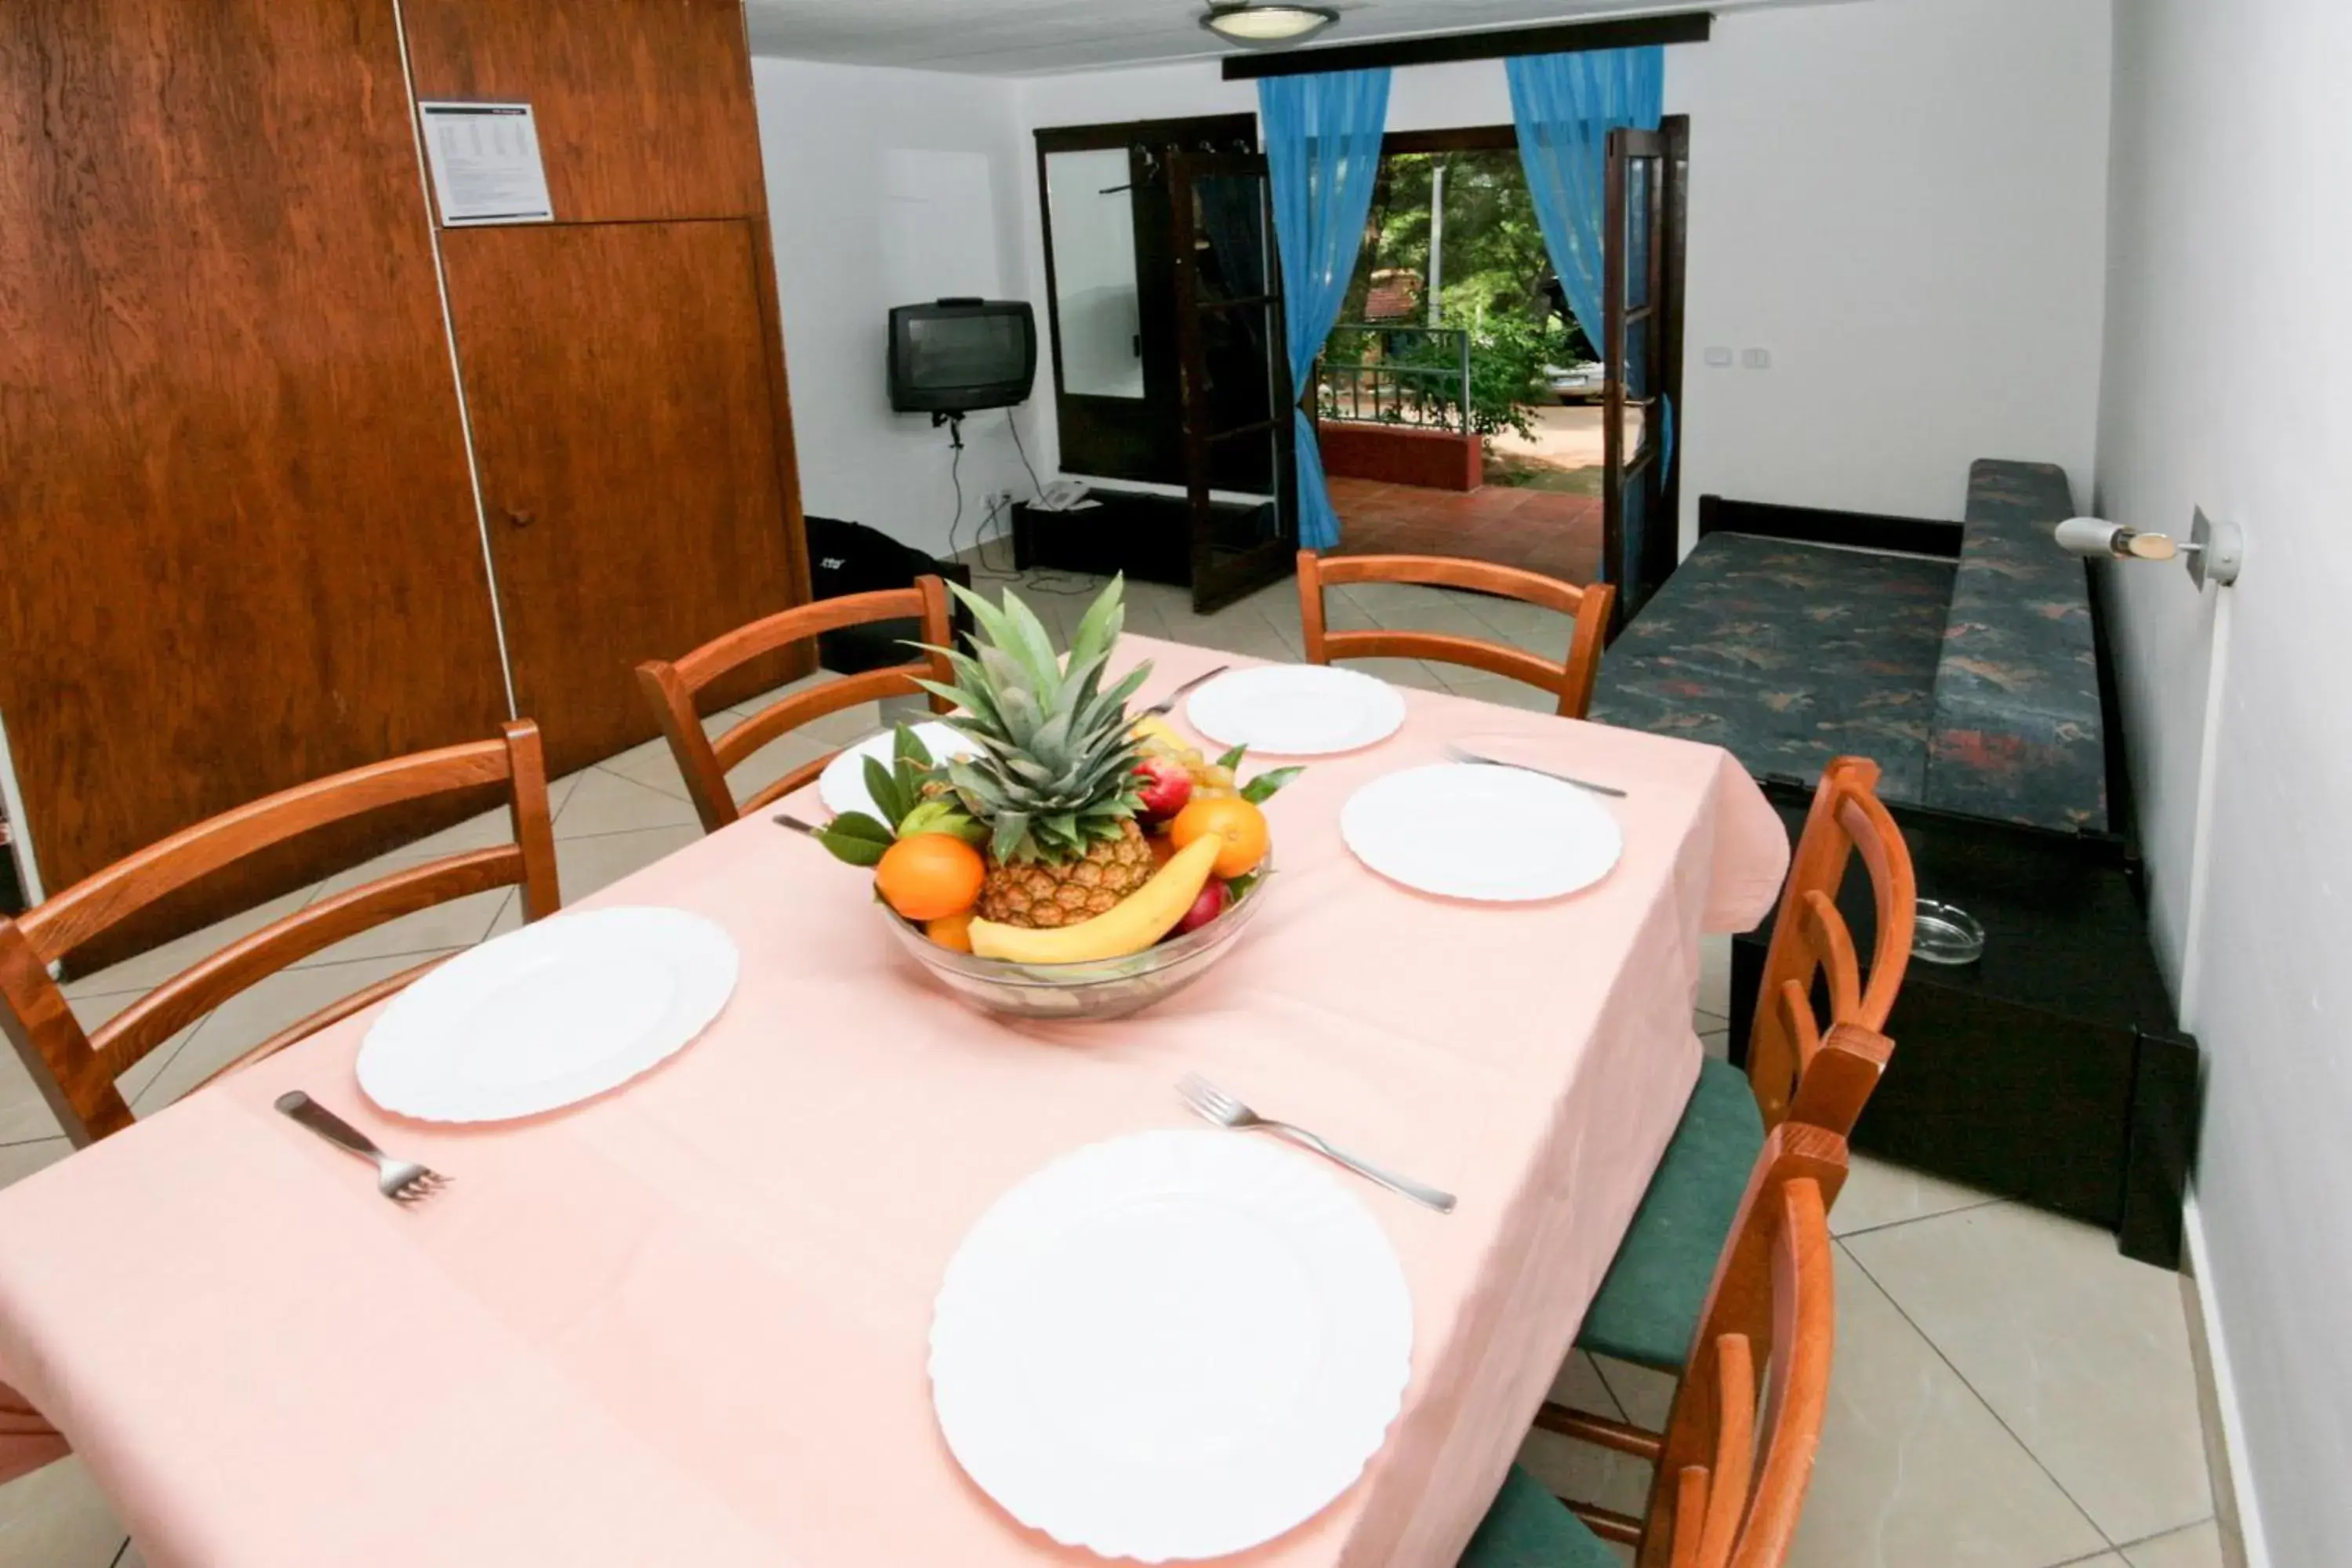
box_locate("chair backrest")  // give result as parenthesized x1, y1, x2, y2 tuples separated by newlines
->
(637, 579, 953, 833)
(1746, 756, 1915, 1134)
(1639, 1123, 1846, 1568)
(1295, 550, 1617, 720)
(0, 721, 559, 1146)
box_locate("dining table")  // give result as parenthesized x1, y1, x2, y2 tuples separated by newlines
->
(0, 633, 1788, 1567)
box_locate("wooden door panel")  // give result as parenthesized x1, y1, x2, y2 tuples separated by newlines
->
(441, 220, 800, 774)
(401, 0, 764, 223)
(0, 0, 507, 904)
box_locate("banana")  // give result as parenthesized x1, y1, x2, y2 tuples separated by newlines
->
(969, 834, 1224, 965)
(1130, 713, 1189, 753)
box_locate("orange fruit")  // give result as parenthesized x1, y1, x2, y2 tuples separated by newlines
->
(1168, 797, 1269, 880)
(1147, 829, 1178, 867)
(876, 833, 985, 921)
(925, 909, 977, 953)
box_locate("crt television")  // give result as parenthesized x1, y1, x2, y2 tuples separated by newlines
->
(887, 298, 1036, 416)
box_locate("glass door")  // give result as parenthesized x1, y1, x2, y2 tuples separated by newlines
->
(1167, 148, 1296, 614)
(1603, 119, 1686, 626)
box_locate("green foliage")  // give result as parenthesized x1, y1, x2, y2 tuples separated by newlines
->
(1337, 149, 1588, 445)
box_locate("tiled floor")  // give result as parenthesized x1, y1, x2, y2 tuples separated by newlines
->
(0, 568, 2222, 1568)
(1327, 474, 1605, 586)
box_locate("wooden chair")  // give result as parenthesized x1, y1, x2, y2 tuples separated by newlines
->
(1539, 757, 1911, 1459)
(0, 722, 559, 1148)
(1463, 1124, 1846, 1568)
(1296, 550, 1618, 720)
(637, 579, 953, 833)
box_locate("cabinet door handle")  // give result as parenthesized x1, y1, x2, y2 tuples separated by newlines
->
(506, 508, 535, 530)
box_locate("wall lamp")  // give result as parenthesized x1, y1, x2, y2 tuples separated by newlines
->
(2055, 509, 2244, 588)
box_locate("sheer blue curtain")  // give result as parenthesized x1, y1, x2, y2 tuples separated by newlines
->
(1260, 69, 1389, 552)
(1505, 48, 1663, 364)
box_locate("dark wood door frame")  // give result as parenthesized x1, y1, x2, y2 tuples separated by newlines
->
(1221, 11, 1711, 80)
(1168, 148, 1298, 613)
(1603, 114, 1689, 627)
(1034, 114, 1258, 488)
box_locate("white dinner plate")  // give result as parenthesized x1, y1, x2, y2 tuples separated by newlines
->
(1341, 763, 1622, 902)
(1185, 666, 1406, 757)
(930, 1131, 1414, 1563)
(818, 720, 972, 819)
(357, 907, 739, 1123)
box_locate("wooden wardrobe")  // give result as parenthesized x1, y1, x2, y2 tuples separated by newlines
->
(0, 0, 809, 958)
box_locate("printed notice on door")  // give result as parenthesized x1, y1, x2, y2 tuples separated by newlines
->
(419, 103, 554, 226)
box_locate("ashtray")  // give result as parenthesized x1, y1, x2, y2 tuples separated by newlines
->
(1912, 899, 1986, 966)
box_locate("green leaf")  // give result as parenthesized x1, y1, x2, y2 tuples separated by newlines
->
(999, 588, 1065, 693)
(1215, 743, 1249, 771)
(1241, 766, 1304, 804)
(862, 755, 909, 829)
(1065, 575, 1126, 670)
(823, 811, 895, 844)
(989, 809, 1034, 863)
(891, 724, 934, 768)
(813, 830, 887, 867)
(898, 800, 985, 843)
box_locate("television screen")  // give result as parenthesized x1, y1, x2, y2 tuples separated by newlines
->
(889, 299, 1036, 415)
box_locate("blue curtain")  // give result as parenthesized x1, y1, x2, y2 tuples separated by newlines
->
(1260, 69, 1390, 552)
(1506, 48, 1663, 365)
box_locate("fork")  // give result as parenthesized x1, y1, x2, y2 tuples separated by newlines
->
(274, 1091, 450, 1206)
(1444, 742, 1628, 800)
(1178, 1074, 1456, 1214)
(1139, 664, 1230, 719)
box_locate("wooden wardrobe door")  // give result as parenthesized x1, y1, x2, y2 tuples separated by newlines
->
(399, 0, 764, 223)
(441, 220, 800, 775)
(0, 0, 506, 908)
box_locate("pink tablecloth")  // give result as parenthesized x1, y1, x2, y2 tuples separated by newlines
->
(0, 635, 1786, 1567)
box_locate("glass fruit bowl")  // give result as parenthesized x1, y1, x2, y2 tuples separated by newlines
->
(878, 855, 1274, 1022)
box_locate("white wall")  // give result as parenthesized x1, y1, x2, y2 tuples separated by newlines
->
(753, 59, 1048, 560)
(1011, 0, 2112, 542)
(1673, 0, 2109, 532)
(2097, 2, 2352, 1559)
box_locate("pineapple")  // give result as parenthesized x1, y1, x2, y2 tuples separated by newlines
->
(915, 576, 1156, 929)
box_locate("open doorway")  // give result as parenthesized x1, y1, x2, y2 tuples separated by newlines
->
(1313, 121, 1683, 605)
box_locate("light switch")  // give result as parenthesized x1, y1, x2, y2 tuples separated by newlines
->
(1704, 346, 1733, 367)
(1741, 347, 1772, 369)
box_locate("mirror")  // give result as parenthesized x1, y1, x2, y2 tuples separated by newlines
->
(1044, 147, 1145, 400)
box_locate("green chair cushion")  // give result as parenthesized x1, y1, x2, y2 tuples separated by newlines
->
(1576, 1054, 1766, 1370)
(1459, 1465, 1624, 1568)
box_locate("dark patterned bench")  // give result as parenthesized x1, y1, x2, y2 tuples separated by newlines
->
(1592, 459, 2106, 834)
(1589, 462, 2201, 1270)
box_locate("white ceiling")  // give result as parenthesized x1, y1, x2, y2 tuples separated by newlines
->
(743, 0, 1806, 78)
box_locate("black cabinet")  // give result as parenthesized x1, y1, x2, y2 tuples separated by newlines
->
(1728, 786, 2200, 1269)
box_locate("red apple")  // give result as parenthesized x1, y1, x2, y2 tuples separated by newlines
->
(1134, 755, 1193, 821)
(1174, 878, 1230, 936)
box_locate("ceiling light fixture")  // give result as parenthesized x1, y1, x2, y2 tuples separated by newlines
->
(1200, 2, 1341, 49)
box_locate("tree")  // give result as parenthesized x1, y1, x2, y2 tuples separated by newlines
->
(1337, 150, 1595, 443)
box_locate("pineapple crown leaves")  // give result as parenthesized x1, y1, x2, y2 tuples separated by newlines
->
(907, 575, 1152, 865)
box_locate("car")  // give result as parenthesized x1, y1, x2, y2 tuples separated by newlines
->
(1544, 361, 1606, 402)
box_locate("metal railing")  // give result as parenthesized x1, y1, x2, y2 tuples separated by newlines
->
(1316, 324, 1474, 434)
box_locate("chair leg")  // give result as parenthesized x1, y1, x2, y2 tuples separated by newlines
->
(1567, 1501, 1645, 1547)
(1533, 1399, 1665, 1463)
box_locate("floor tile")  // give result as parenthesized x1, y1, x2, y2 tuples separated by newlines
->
(129, 949, 464, 1117)
(286, 851, 511, 970)
(1791, 1244, 2109, 1567)
(1843, 1204, 2212, 1546)
(593, 732, 702, 802)
(1589, 1354, 1675, 1432)
(553, 825, 702, 903)
(366, 771, 583, 862)
(1544, 1348, 1624, 1419)
(0, 1456, 129, 1566)
(1830, 1152, 2002, 1238)
(1516, 1424, 1652, 1524)
(59, 887, 315, 1001)
(554, 768, 702, 839)
(0, 989, 153, 1145)
(1697, 933, 1733, 1019)
(0, 1138, 71, 1190)
(2121, 1518, 2223, 1568)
